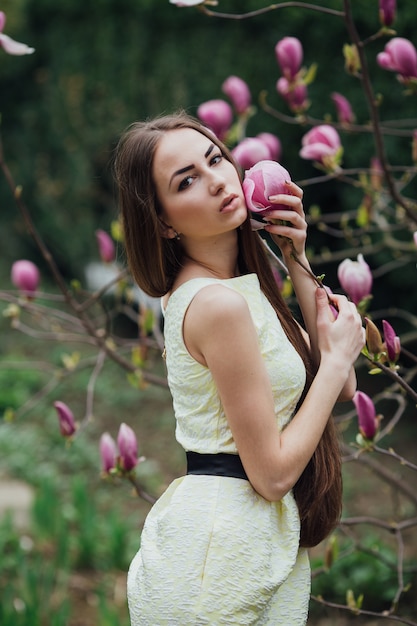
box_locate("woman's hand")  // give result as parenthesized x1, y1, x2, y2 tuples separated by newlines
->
(316, 288, 365, 373)
(263, 181, 307, 259)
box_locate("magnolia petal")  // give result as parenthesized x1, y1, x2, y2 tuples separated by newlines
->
(0, 33, 35, 55)
(169, 0, 205, 6)
(99, 433, 117, 473)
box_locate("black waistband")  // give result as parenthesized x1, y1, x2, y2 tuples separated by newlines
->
(186, 451, 248, 481)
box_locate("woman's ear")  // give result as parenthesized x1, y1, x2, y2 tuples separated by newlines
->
(158, 218, 177, 240)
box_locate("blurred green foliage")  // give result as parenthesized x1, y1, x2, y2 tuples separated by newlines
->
(311, 535, 414, 612)
(0, 477, 132, 625)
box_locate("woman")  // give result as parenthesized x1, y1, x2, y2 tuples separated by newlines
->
(113, 112, 365, 625)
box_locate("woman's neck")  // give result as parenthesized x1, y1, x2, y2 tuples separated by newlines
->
(177, 232, 240, 283)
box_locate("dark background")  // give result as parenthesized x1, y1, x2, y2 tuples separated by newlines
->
(1, 0, 416, 312)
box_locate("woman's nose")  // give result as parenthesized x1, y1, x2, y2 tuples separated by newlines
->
(208, 169, 226, 194)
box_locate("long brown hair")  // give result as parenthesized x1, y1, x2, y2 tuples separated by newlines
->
(113, 111, 342, 547)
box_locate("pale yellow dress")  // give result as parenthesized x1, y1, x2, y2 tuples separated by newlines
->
(127, 274, 310, 625)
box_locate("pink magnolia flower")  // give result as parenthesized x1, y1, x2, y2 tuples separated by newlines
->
(99, 433, 118, 473)
(11, 260, 40, 296)
(337, 254, 373, 305)
(276, 77, 308, 113)
(353, 391, 378, 440)
(222, 75, 251, 115)
(382, 320, 401, 363)
(0, 11, 35, 56)
(377, 37, 417, 79)
(256, 133, 282, 162)
(242, 160, 291, 216)
(413, 231, 417, 247)
(117, 423, 138, 472)
(379, 0, 396, 26)
(331, 92, 355, 124)
(275, 36, 303, 79)
(54, 401, 77, 437)
(299, 125, 342, 164)
(95, 229, 116, 263)
(197, 99, 233, 140)
(231, 138, 271, 171)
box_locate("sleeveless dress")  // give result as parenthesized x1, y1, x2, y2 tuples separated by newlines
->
(127, 274, 311, 625)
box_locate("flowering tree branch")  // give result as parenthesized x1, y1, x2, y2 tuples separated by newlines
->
(199, 2, 345, 20)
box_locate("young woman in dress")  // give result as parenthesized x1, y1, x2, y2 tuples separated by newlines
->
(113, 112, 365, 625)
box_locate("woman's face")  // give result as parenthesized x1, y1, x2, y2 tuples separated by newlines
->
(152, 128, 247, 242)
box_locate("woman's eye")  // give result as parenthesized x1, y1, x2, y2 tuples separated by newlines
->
(178, 175, 194, 191)
(210, 153, 223, 165)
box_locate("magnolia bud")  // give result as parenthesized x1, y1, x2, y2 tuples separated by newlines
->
(337, 254, 373, 305)
(222, 75, 251, 115)
(352, 391, 378, 440)
(379, 0, 396, 26)
(365, 317, 384, 356)
(275, 37, 303, 79)
(197, 99, 233, 140)
(382, 320, 401, 363)
(299, 125, 342, 170)
(95, 229, 116, 263)
(53, 401, 77, 437)
(331, 92, 355, 125)
(11, 260, 40, 297)
(377, 38, 417, 80)
(117, 423, 138, 472)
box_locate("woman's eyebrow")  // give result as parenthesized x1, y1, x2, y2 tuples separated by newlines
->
(169, 164, 194, 188)
(169, 143, 216, 188)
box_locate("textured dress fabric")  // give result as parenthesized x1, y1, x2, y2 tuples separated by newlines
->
(127, 274, 311, 625)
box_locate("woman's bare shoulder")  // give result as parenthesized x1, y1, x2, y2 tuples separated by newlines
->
(188, 283, 250, 323)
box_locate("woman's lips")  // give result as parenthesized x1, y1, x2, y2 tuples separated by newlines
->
(220, 194, 239, 213)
